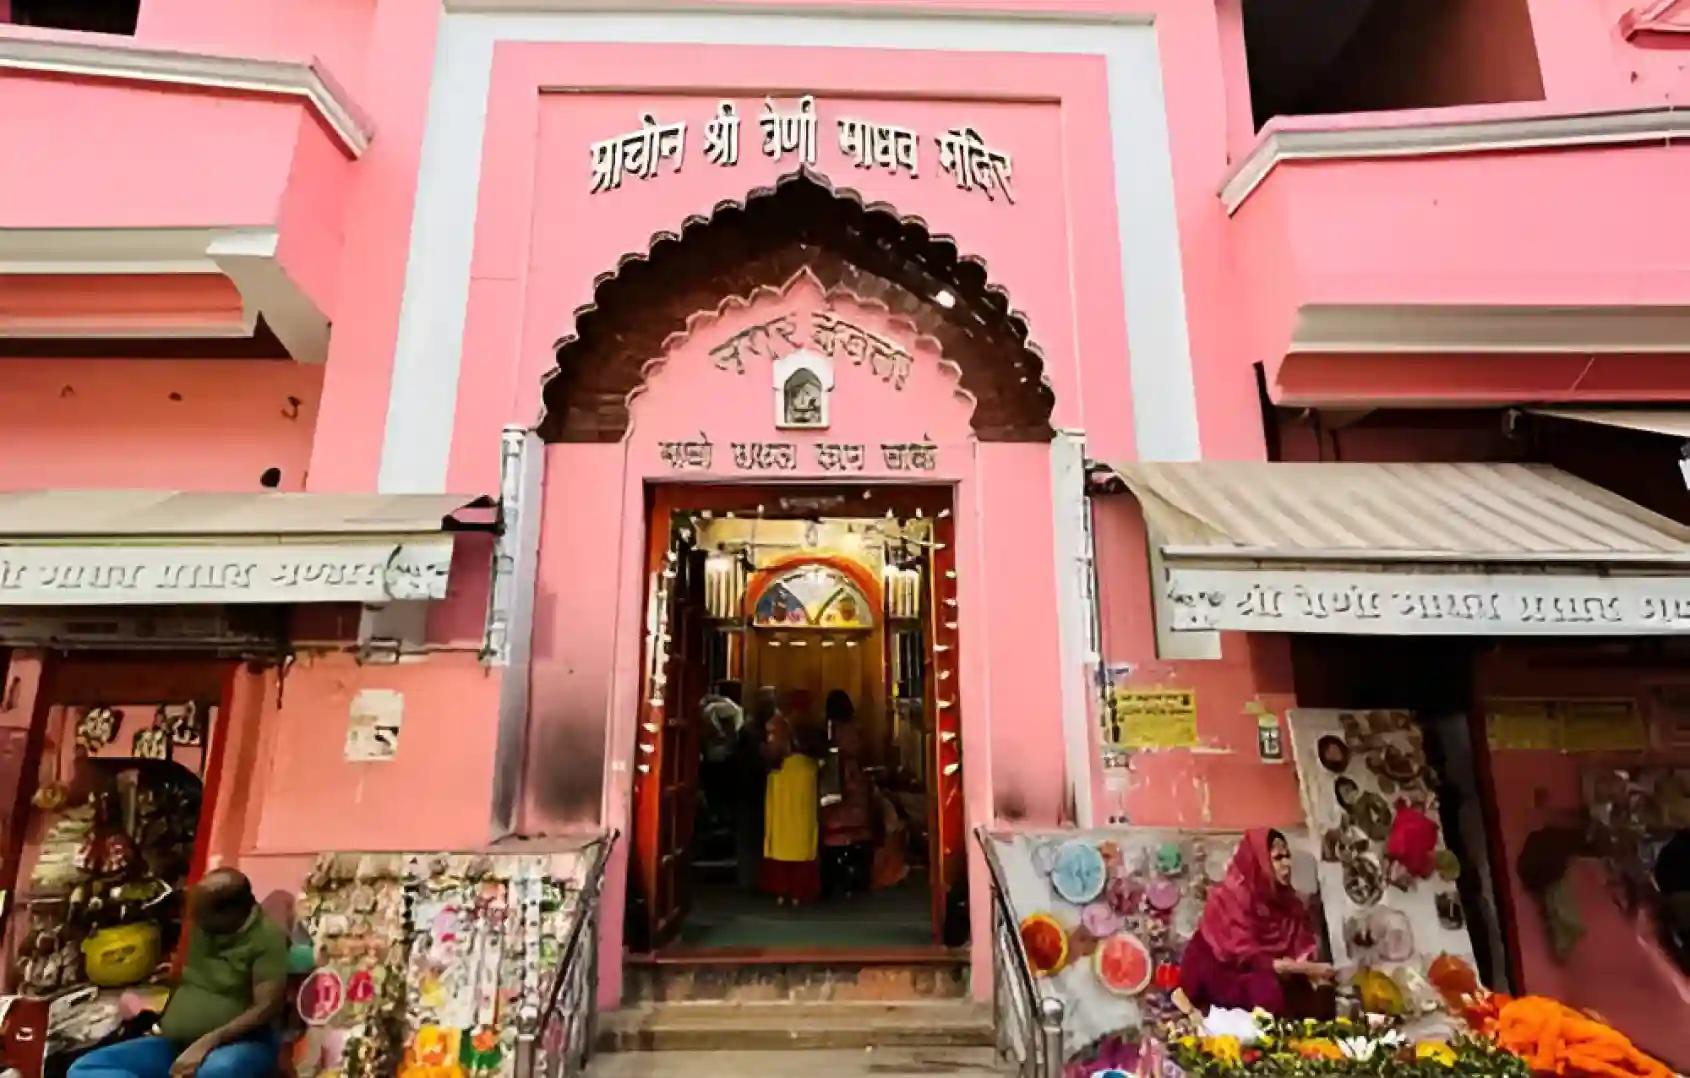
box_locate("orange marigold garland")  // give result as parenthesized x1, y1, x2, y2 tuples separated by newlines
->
(1494, 997, 1672, 1078)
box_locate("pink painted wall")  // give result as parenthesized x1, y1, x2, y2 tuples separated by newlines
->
(444, 43, 1132, 493)
(231, 653, 503, 899)
(0, 69, 346, 232)
(1229, 136, 1690, 401)
(0, 6, 443, 494)
(8, 0, 1690, 1026)
(0, 359, 322, 492)
(1090, 494, 1304, 830)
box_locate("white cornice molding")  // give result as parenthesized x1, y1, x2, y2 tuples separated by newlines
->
(1222, 105, 1686, 215)
(1291, 303, 1690, 355)
(0, 227, 223, 274)
(0, 35, 372, 158)
(442, 0, 1148, 21)
(0, 226, 330, 362)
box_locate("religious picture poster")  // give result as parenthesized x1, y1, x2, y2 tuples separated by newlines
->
(1650, 685, 1690, 751)
(1484, 697, 1646, 754)
(1484, 699, 1559, 751)
(1285, 709, 1476, 973)
(1560, 699, 1647, 753)
(345, 689, 403, 762)
(1108, 688, 1198, 751)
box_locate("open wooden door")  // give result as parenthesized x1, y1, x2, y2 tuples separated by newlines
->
(926, 510, 965, 943)
(630, 517, 710, 951)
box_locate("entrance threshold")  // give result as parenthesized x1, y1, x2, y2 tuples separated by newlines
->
(628, 945, 965, 967)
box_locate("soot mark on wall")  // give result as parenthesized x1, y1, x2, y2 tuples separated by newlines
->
(530, 709, 606, 824)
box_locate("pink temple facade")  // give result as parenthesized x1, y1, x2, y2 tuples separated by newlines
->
(5, 0, 1690, 1057)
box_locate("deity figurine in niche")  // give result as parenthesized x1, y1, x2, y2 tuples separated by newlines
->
(783, 369, 824, 427)
(772, 349, 834, 430)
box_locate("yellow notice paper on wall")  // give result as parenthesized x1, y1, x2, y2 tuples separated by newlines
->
(1486, 699, 1559, 751)
(1560, 699, 1647, 753)
(1111, 689, 1198, 750)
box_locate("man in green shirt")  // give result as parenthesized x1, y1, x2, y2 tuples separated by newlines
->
(70, 869, 288, 1077)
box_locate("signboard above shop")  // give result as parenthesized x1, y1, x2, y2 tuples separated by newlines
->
(1165, 566, 1690, 636)
(0, 539, 455, 606)
(1098, 460, 1690, 643)
(0, 491, 487, 608)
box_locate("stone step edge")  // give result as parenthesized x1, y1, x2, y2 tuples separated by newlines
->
(596, 1025, 996, 1053)
(601, 1007, 986, 1020)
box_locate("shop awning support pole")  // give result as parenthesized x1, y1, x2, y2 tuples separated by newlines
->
(1050, 429, 1098, 827)
(489, 424, 545, 839)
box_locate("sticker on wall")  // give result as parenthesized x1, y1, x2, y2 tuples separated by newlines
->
(132, 725, 171, 762)
(160, 703, 203, 748)
(345, 690, 404, 763)
(1108, 688, 1198, 751)
(75, 707, 119, 754)
(1246, 700, 1285, 761)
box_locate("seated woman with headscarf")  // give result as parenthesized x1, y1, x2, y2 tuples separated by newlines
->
(1180, 828, 1333, 1015)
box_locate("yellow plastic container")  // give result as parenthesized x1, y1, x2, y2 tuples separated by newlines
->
(82, 922, 161, 988)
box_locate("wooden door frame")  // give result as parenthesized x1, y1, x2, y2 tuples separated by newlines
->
(628, 480, 965, 960)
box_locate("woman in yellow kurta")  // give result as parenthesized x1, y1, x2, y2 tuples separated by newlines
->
(760, 713, 821, 905)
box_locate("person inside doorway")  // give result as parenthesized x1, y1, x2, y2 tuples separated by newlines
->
(70, 868, 287, 1078)
(699, 680, 743, 844)
(730, 687, 778, 893)
(1179, 829, 1333, 1015)
(760, 706, 821, 906)
(1654, 830, 1690, 974)
(820, 690, 872, 899)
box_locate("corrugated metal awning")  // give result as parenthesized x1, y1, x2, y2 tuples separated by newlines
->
(0, 491, 494, 606)
(1098, 462, 1690, 640)
(1529, 408, 1690, 440)
(0, 491, 491, 540)
(1104, 461, 1690, 566)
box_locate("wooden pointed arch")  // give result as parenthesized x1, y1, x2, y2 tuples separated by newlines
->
(541, 170, 1056, 443)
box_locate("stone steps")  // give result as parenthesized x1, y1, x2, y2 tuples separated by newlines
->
(596, 1000, 995, 1053)
(624, 957, 971, 1004)
(588, 1047, 1003, 1076)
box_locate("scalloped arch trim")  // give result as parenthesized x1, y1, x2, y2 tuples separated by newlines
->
(540, 169, 1055, 443)
(624, 266, 974, 423)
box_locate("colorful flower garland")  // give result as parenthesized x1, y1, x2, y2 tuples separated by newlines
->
(1167, 1015, 1531, 1078)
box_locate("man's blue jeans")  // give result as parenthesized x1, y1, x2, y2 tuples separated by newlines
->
(67, 1031, 279, 1078)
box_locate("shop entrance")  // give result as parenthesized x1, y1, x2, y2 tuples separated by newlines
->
(626, 483, 966, 958)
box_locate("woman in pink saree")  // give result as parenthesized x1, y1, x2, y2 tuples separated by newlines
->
(1180, 829, 1333, 1015)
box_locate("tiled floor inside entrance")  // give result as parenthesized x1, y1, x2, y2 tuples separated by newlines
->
(676, 872, 934, 950)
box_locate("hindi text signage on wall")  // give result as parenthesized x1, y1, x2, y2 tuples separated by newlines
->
(0, 539, 455, 606)
(656, 433, 937, 474)
(590, 95, 1014, 202)
(1166, 566, 1690, 636)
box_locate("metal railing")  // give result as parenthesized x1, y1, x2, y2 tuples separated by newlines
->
(976, 827, 1065, 1078)
(519, 830, 619, 1078)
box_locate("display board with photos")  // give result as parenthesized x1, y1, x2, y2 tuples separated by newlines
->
(1287, 709, 1477, 988)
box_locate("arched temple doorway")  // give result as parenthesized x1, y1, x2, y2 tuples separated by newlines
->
(526, 171, 1063, 983)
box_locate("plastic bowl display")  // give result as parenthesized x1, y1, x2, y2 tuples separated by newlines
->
(1094, 932, 1153, 996)
(1020, 912, 1069, 977)
(1051, 840, 1108, 905)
